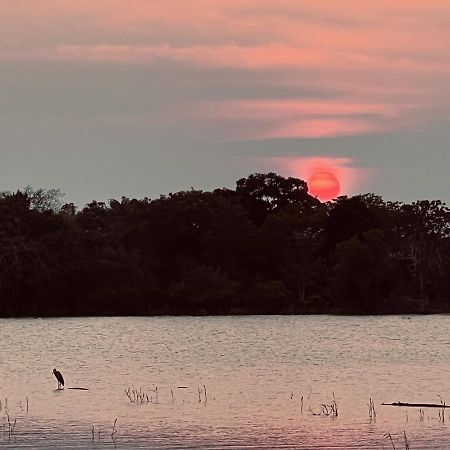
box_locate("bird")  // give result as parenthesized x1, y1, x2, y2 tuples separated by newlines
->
(53, 369, 65, 390)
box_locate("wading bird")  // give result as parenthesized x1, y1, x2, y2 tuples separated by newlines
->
(53, 369, 64, 390)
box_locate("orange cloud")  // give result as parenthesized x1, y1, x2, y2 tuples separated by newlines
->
(200, 100, 401, 119)
(262, 119, 376, 139)
(194, 99, 403, 139)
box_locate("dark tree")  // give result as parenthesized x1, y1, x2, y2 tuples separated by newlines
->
(235, 172, 319, 225)
(0, 177, 447, 317)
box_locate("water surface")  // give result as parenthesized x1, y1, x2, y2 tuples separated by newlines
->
(0, 315, 449, 448)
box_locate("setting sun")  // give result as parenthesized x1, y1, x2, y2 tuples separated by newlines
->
(308, 171, 340, 201)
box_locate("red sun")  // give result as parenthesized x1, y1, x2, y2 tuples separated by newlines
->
(308, 171, 340, 201)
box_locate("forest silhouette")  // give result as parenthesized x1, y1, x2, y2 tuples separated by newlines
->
(1, 173, 449, 317)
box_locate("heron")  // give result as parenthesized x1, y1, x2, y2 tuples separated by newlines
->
(53, 369, 64, 390)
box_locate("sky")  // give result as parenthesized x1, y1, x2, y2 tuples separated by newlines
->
(2, 1, 450, 206)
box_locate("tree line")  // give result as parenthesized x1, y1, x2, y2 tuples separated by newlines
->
(1, 173, 450, 316)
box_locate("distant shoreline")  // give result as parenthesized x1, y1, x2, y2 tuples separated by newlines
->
(2, 303, 450, 319)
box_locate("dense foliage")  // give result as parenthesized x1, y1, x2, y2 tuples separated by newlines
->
(2, 173, 450, 316)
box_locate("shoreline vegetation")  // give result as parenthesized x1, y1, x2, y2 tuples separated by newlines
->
(2, 173, 450, 317)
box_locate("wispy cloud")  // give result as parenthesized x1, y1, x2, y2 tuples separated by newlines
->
(2, 1, 450, 140)
(195, 99, 403, 139)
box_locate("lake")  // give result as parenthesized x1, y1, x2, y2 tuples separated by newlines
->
(1, 315, 450, 448)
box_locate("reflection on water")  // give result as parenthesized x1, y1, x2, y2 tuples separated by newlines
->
(1, 315, 450, 448)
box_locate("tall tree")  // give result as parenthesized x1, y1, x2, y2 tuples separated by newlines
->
(235, 172, 319, 225)
(397, 200, 450, 310)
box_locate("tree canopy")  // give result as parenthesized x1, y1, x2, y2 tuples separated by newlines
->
(0, 175, 449, 316)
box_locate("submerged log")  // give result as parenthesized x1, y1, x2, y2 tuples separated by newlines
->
(382, 402, 450, 408)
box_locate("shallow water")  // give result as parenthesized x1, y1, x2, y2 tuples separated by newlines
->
(1, 315, 450, 448)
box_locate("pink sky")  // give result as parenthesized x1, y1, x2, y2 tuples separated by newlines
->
(3, 1, 448, 140)
(1, 1, 450, 201)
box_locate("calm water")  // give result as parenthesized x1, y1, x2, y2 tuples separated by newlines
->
(1, 315, 450, 448)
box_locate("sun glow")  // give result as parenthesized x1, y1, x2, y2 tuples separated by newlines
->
(268, 156, 364, 201)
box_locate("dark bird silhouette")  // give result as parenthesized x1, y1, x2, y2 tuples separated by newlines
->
(53, 368, 64, 390)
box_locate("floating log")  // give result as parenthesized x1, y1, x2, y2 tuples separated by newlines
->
(67, 387, 89, 391)
(382, 402, 450, 408)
